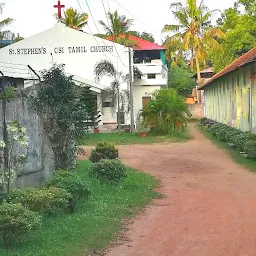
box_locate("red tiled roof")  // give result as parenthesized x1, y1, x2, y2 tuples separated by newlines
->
(105, 34, 165, 51)
(200, 47, 256, 89)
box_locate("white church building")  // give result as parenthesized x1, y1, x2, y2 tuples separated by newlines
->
(0, 23, 168, 130)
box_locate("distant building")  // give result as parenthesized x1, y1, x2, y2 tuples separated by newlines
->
(188, 67, 215, 104)
(106, 34, 168, 122)
(199, 47, 256, 132)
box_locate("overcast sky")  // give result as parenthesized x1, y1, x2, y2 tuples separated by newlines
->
(2, 0, 235, 44)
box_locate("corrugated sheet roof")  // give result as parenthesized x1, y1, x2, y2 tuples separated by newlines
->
(199, 47, 256, 89)
(106, 35, 165, 51)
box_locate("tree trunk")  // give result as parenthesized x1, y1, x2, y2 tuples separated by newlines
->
(195, 52, 202, 103)
(51, 139, 76, 171)
(117, 88, 122, 135)
(195, 52, 201, 82)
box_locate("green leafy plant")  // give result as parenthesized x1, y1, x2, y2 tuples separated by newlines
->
(137, 121, 150, 134)
(0, 203, 41, 247)
(215, 125, 234, 142)
(89, 159, 127, 185)
(200, 117, 208, 125)
(30, 65, 98, 171)
(46, 171, 90, 212)
(0, 120, 29, 196)
(142, 88, 190, 135)
(8, 187, 72, 215)
(230, 133, 250, 151)
(89, 141, 119, 163)
(209, 123, 223, 136)
(224, 129, 242, 143)
(244, 140, 256, 159)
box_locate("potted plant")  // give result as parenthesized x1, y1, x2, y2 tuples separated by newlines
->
(93, 127, 100, 133)
(137, 122, 150, 137)
(124, 127, 130, 132)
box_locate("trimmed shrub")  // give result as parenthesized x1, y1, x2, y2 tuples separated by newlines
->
(209, 123, 223, 136)
(89, 141, 119, 163)
(215, 126, 228, 141)
(46, 171, 90, 212)
(244, 140, 256, 159)
(230, 133, 250, 151)
(224, 129, 242, 143)
(200, 117, 209, 126)
(8, 187, 72, 215)
(0, 203, 41, 247)
(89, 159, 127, 185)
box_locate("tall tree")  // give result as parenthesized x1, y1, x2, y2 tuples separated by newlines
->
(98, 10, 136, 46)
(55, 8, 88, 30)
(209, 1, 256, 72)
(0, 3, 14, 40)
(94, 60, 129, 134)
(162, 0, 225, 81)
(168, 65, 195, 97)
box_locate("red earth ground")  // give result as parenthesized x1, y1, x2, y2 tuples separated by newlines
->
(80, 124, 256, 256)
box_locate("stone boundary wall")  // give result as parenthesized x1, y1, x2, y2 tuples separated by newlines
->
(0, 96, 54, 188)
(188, 103, 204, 119)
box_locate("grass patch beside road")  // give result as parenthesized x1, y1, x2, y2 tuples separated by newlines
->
(81, 131, 190, 146)
(0, 160, 160, 256)
(199, 125, 256, 172)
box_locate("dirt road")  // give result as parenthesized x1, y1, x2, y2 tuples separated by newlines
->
(83, 124, 256, 256)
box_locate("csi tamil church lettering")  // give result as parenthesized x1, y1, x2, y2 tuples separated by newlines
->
(9, 45, 114, 55)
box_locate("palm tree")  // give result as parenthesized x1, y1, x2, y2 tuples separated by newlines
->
(162, 0, 225, 81)
(94, 60, 129, 134)
(55, 8, 88, 30)
(98, 10, 136, 46)
(0, 3, 14, 40)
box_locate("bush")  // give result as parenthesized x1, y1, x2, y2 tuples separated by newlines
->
(89, 159, 127, 185)
(215, 126, 228, 141)
(46, 171, 90, 212)
(0, 203, 41, 247)
(230, 133, 250, 151)
(8, 187, 72, 215)
(200, 117, 209, 126)
(209, 123, 223, 136)
(244, 140, 256, 159)
(89, 141, 119, 163)
(224, 129, 242, 143)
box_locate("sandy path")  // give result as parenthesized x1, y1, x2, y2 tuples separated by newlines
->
(80, 124, 256, 256)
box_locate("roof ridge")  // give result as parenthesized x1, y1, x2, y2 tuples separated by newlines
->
(200, 47, 256, 89)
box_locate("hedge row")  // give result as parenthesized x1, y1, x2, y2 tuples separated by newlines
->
(200, 118, 256, 159)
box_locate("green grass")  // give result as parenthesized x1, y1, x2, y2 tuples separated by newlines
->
(80, 131, 190, 146)
(199, 125, 256, 172)
(0, 160, 161, 256)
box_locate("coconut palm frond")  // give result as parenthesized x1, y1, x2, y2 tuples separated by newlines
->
(99, 20, 113, 35)
(94, 60, 117, 81)
(162, 24, 182, 34)
(0, 18, 14, 29)
(56, 8, 88, 30)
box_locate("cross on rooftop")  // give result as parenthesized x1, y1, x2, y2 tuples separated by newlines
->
(249, 73, 256, 84)
(54, 0, 65, 19)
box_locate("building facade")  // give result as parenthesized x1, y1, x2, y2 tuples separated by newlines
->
(0, 23, 168, 130)
(199, 48, 256, 132)
(120, 35, 168, 125)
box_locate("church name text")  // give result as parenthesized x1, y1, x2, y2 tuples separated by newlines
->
(8, 45, 114, 55)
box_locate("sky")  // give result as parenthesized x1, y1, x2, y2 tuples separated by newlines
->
(2, 0, 235, 44)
